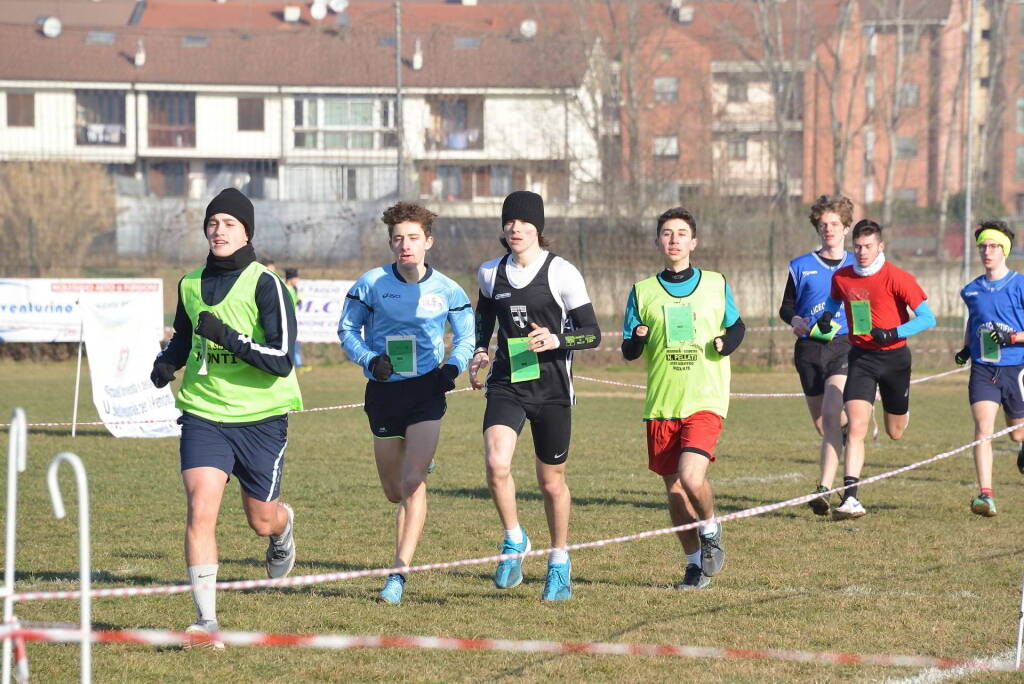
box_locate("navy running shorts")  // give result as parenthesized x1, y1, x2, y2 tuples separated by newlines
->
(968, 362, 1024, 418)
(179, 412, 289, 502)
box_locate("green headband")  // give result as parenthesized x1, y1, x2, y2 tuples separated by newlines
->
(976, 229, 1011, 257)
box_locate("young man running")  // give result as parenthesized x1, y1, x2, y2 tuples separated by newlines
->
(815, 219, 935, 519)
(621, 207, 745, 589)
(779, 195, 854, 516)
(150, 188, 302, 648)
(339, 202, 474, 604)
(468, 190, 600, 601)
(284, 268, 307, 373)
(955, 220, 1024, 517)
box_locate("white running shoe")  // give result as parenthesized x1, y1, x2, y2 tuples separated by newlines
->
(266, 502, 296, 579)
(832, 496, 867, 520)
(184, 620, 225, 651)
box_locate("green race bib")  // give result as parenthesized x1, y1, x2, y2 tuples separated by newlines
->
(664, 304, 695, 345)
(507, 337, 540, 383)
(386, 336, 417, 376)
(850, 300, 872, 335)
(980, 330, 1001, 363)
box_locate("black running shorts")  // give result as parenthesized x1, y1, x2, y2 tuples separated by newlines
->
(793, 336, 851, 396)
(843, 346, 912, 415)
(483, 386, 572, 465)
(364, 372, 447, 439)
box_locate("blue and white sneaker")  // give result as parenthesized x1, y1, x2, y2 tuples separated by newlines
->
(494, 530, 531, 589)
(541, 559, 572, 601)
(378, 573, 406, 604)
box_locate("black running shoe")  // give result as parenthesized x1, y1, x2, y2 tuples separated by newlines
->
(674, 563, 711, 590)
(1018, 443, 1024, 475)
(808, 486, 831, 516)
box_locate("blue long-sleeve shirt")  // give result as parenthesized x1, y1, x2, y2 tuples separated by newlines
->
(339, 264, 475, 381)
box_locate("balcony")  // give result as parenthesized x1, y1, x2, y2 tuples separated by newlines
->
(148, 125, 196, 149)
(424, 96, 484, 151)
(76, 123, 126, 146)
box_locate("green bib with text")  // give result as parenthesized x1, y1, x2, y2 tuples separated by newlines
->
(635, 271, 731, 420)
(177, 262, 303, 422)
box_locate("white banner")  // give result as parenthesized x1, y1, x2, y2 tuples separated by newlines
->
(0, 279, 164, 343)
(81, 294, 181, 438)
(294, 279, 354, 344)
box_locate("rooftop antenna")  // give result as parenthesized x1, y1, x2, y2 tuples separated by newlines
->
(310, 1, 327, 21)
(134, 38, 146, 67)
(41, 16, 63, 39)
(519, 18, 537, 40)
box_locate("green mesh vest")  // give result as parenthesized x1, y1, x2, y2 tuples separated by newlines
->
(177, 262, 303, 422)
(635, 270, 731, 420)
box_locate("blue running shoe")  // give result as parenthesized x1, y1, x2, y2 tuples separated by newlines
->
(494, 531, 531, 589)
(541, 559, 572, 601)
(378, 573, 405, 604)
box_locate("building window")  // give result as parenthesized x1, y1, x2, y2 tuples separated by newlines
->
(1019, 51, 1024, 80)
(726, 78, 747, 103)
(865, 76, 875, 109)
(284, 164, 396, 201)
(898, 83, 919, 109)
(895, 135, 918, 160)
(1016, 146, 1024, 179)
(205, 161, 277, 200)
(75, 90, 126, 145)
(653, 77, 679, 103)
(145, 160, 188, 197)
(1017, 99, 1024, 133)
(653, 135, 679, 158)
(6, 92, 34, 127)
(238, 97, 264, 132)
(425, 96, 483, 151)
(895, 188, 918, 203)
(900, 29, 919, 55)
(294, 96, 396, 150)
(727, 136, 747, 161)
(147, 92, 195, 148)
(1016, 193, 1024, 217)
(489, 165, 512, 197)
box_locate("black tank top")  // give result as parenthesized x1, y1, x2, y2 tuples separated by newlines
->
(487, 252, 576, 405)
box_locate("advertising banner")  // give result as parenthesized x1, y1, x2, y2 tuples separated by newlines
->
(293, 279, 354, 344)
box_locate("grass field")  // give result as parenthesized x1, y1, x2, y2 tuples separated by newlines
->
(1, 360, 1022, 682)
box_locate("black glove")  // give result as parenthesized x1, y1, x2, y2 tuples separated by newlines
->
(989, 328, 1016, 347)
(870, 327, 899, 346)
(815, 312, 833, 335)
(369, 354, 393, 382)
(150, 361, 177, 388)
(435, 364, 459, 394)
(953, 346, 971, 366)
(621, 325, 648, 361)
(195, 311, 228, 346)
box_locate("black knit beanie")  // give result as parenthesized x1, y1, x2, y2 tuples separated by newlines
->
(204, 188, 254, 240)
(501, 190, 544, 234)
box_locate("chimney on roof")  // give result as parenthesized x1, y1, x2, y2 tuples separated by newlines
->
(134, 39, 146, 67)
(412, 39, 423, 71)
(283, 5, 301, 22)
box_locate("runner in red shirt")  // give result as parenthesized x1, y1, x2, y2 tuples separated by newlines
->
(813, 220, 935, 519)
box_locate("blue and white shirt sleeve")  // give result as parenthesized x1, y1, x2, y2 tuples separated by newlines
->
(338, 275, 376, 370)
(446, 283, 475, 373)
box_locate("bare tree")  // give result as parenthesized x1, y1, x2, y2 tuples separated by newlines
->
(0, 162, 115, 276)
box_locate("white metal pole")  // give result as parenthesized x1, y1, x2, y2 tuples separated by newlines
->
(71, 308, 84, 439)
(47, 453, 90, 684)
(1015, 568, 1023, 670)
(2, 409, 26, 684)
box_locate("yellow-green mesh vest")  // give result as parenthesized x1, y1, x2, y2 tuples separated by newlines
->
(177, 262, 303, 422)
(635, 270, 731, 419)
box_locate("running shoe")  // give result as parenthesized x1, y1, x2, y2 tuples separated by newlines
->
(1018, 443, 1024, 475)
(494, 530, 531, 589)
(427, 459, 436, 474)
(674, 563, 711, 590)
(541, 559, 572, 601)
(970, 493, 997, 517)
(808, 486, 831, 516)
(698, 525, 725, 576)
(378, 573, 406, 604)
(183, 620, 225, 651)
(832, 496, 867, 520)
(266, 502, 296, 579)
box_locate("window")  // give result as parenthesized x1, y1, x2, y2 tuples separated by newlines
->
(898, 83, 919, 109)
(900, 29, 919, 55)
(145, 160, 187, 197)
(489, 165, 512, 197)
(726, 79, 747, 103)
(865, 75, 875, 109)
(1019, 51, 1024, 80)
(425, 96, 484, 150)
(727, 136, 747, 161)
(864, 127, 875, 177)
(653, 135, 679, 158)
(436, 165, 464, 199)
(6, 92, 34, 127)
(294, 96, 396, 150)
(75, 90, 126, 145)
(238, 98, 264, 132)
(1016, 193, 1024, 217)
(205, 161, 277, 200)
(1016, 146, 1024, 179)
(284, 164, 396, 201)
(895, 135, 917, 160)
(147, 92, 195, 147)
(1018, 99, 1024, 133)
(895, 188, 918, 203)
(653, 77, 679, 104)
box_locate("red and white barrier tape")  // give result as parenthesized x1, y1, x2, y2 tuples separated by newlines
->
(9, 417, 1012, 604)
(0, 626, 1015, 672)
